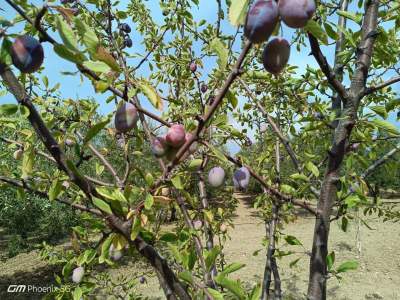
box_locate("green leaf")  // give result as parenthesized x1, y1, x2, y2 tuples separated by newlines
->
(0, 104, 18, 115)
(205, 246, 221, 271)
(285, 235, 302, 246)
(226, 90, 238, 108)
(171, 175, 183, 190)
(207, 288, 224, 300)
(188, 159, 203, 170)
(99, 235, 113, 263)
(280, 184, 296, 195)
(22, 144, 34, 179)
(130, 216, 142, 240)
(208, 144, 229, 164)
(385, 99, 400, 112)
(145, 172, 154, 186)
(56, 16, 79, 52)
(337, 10, 362, 24)
(74, 18, 99, 54)
(83, 60, 111, 73)
(0, 38, 12, 66)
(249, 284, 262, 300)
(210, 38, 228, 69)
(228, 0, 249, 26)
(290, 173, 309, 182)
(305, 20, 328, 45)
(370, 106, 388, 119)
(341, 216, 348, 232)
(345, 194, 360, 208)
(215, 274, 245, 299)
(324, 22, 338, 40)
(83, 119, 109, 144)
(306, 161, 319, 177)
(49, 178, 62, 201)
(178, 271, 194, 284)
(136, 80, 163, 110)
(73, 287, 83, 300)
(327, 251, 335, 271)
(159, 232, 178, 242)
(336, 260, 358, 273)
(144, 193, 154, 210)
(53, 44, 84, 64)
(221, 263, 246, 275)
(92, 197, 113, 215)
(371, 119, 399, 136)
(289, 258, 301, 268)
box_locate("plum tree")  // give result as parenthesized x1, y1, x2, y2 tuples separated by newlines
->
(244, 0, 279, 43)
(262, 38, 290, 75)
(208, 166, 225, 187)
(166, 124, 186, 148)
(201, 83, 208, 93)
(278, 0, 316, 29)
(233, 167, 250, 190)
(10, 35, 44, 73)
(114, 102, 138, 133)
(72, 266, 84, 283)
(151, 136, 168, 158)
(13, 149, 23, 160)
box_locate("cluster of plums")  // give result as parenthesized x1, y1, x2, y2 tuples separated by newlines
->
(9, 35, 44, 73)
(114, 102, 196, 161)
(119, 23, 133, 48)
(151, 125, 198, 161)
(245, 0, 316, 75)
(207, 166, 250, 191)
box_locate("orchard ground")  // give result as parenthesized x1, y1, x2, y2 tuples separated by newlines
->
(1, 194, 399, 300)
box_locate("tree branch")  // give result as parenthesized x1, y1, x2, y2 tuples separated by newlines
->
(308, 33, 349, 102)
(361, 142, 400, 179)
(201, 141, 317, 215)
(238, 78, 320, 198)
(0, 175, 103, 216)
(363, 75, 400, 96)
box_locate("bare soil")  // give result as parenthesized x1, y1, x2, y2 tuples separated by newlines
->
(1, 194, 399, 300)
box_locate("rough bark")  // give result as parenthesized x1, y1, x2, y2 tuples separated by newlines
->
(307, 1, 380, 299)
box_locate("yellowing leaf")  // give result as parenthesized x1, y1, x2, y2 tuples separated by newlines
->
(228, 0, 249, 27)
(112, 234, 128, 250)
(94, 46, 121, 72)
(136, 80, 163, 110)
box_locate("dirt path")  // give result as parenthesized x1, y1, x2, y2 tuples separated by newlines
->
(1, 194, 399, 299)
(224, 193, 400, 300)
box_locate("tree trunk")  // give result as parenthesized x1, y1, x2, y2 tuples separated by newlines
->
(307, 1, 379, 299)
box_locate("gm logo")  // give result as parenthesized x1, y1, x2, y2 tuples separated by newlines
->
(7, 285, 26, 293)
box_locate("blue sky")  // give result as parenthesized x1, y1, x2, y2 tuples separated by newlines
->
(1, 0, 398, 153)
